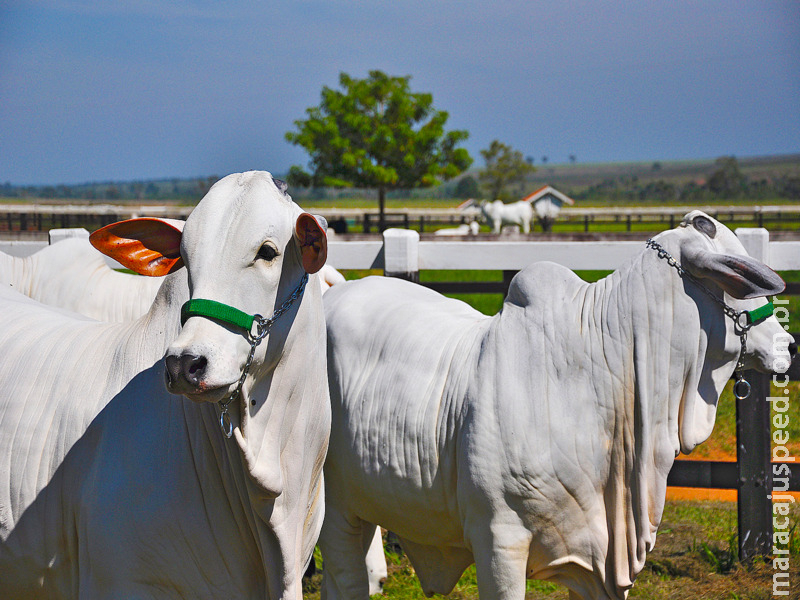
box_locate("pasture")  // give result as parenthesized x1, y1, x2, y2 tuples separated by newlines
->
(302, 496, 800, 599)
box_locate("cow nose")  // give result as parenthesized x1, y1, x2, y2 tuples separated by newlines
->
(165, 353, 208, 387)
(789, 341, 798, 358)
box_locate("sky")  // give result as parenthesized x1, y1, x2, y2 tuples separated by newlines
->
(1, 0, 798, 186)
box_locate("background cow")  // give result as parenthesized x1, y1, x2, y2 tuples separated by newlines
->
(480, 199, 534, 233)
(0, 171, 330, 599)
(0, 236, 344, 323)
(319, 211, 794, 599)
(0, 235, 164, 322)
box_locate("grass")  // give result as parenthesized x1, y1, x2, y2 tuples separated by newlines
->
(302, 499, 800, 599)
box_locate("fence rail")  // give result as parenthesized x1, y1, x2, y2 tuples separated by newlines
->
(1, 225, 797, 561)
(3, 203, 800, 234)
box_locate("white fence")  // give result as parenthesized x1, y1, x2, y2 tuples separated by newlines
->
(2, 227, 800, 273)
(326, 227, 800, 274)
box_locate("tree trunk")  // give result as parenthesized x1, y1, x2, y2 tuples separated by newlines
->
(378, 187, 386, 232)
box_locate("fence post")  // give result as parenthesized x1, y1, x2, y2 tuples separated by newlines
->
(733, 227, 772, 561)
(383, 228, 419, 282)
(48, 228, 90, 244)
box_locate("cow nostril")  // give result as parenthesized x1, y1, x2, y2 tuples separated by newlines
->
(789, 341, 798, 358)
(164, 354, 181, 386)
(181, 354, 207, 385)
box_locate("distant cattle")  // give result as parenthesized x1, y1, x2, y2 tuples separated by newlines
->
(0, 171, 330, 599)
(319, 211, 794, 599)
(434, 221, 480, 236)
(480, 199, 534, 233)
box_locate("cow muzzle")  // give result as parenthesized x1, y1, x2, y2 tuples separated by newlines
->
(165, 353, 207, 390)
(163, 349, 237, 402)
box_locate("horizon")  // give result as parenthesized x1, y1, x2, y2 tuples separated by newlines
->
(6, 151, 798, 191)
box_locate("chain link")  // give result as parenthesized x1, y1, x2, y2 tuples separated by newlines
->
(645, 239, 753, 399)
(218, 273, 309, 438)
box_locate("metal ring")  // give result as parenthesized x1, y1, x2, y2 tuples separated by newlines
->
(735, 312, 751, 332)
(220, 410, 234, 439)
(733, 378, 751, 400)
(248, 314, 268, 342)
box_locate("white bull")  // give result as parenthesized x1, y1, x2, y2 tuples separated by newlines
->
(0, 233, 345, 324)
(0, 236, 164, 322)
(480, 199, 534, 234)
(319, 211, 794, 599)
(0, 171, 330, 599)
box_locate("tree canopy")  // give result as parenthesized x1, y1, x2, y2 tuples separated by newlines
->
(478, 140, 536, 201)
(285, 70, 472, 228)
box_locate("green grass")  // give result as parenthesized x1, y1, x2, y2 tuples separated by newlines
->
(302, 500, 800, 599)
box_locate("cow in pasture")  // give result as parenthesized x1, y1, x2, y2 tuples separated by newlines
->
(0, 235, 164, 322)
(434, 221, 480, 236)
(0, 171, 330, 599)
(318, 211, 795, 599)
(480, 199, 534, 234)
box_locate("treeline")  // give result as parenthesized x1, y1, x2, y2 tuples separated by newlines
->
(570, 156, 800, 203)
(0, 176, 221, 202)
(3, 156, 800, 204)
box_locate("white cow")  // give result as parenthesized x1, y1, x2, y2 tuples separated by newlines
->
(0, 236, 345, 325)
(319, 211, 794, 599)
(0, 171, 330, 599)
(434, 221, 480, 236)
(480, 199, 534, 234)
(0, 236, 164, 322)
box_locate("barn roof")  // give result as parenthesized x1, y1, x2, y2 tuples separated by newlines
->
(521, 185, 575, 206)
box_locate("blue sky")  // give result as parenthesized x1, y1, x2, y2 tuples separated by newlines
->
(1, 1, 798, 185)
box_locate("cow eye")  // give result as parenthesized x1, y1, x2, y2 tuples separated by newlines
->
(692, 215, 716, 238)
(256, 244, 278, 262)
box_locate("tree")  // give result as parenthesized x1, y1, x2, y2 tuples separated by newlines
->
(454, 175, 479, 199)
(478, 140, 536, 200)
(285, 70, 472, 230)
(707, 156, 746, 198)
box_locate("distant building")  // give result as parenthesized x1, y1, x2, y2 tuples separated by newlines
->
(521, 185, 575, 231)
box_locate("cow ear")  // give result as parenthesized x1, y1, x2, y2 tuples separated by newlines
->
(682, 245, 785, 299)
(295, 213, 327, 274)
(90, 218, 185, 277)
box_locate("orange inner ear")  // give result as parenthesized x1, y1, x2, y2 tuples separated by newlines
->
(90, 218, 184, 277)
(295, 213, 327, 274)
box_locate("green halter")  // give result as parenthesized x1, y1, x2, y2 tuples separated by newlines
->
(181, 299, 256, 333)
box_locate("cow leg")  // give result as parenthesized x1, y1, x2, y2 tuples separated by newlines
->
(468, 524, 529, 600)
(318, 507, 373, 600)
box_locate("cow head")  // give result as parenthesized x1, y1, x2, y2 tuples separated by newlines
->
(650, 210, 794, 451)
(91, 171, 328, 406)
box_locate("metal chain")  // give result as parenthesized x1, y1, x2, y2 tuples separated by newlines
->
(218, 273, 309, 438)
(645, 239, 753, 400)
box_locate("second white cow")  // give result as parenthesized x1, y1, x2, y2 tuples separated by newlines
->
(0, 236, 164, 322)
(319, 211, 794, 599)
